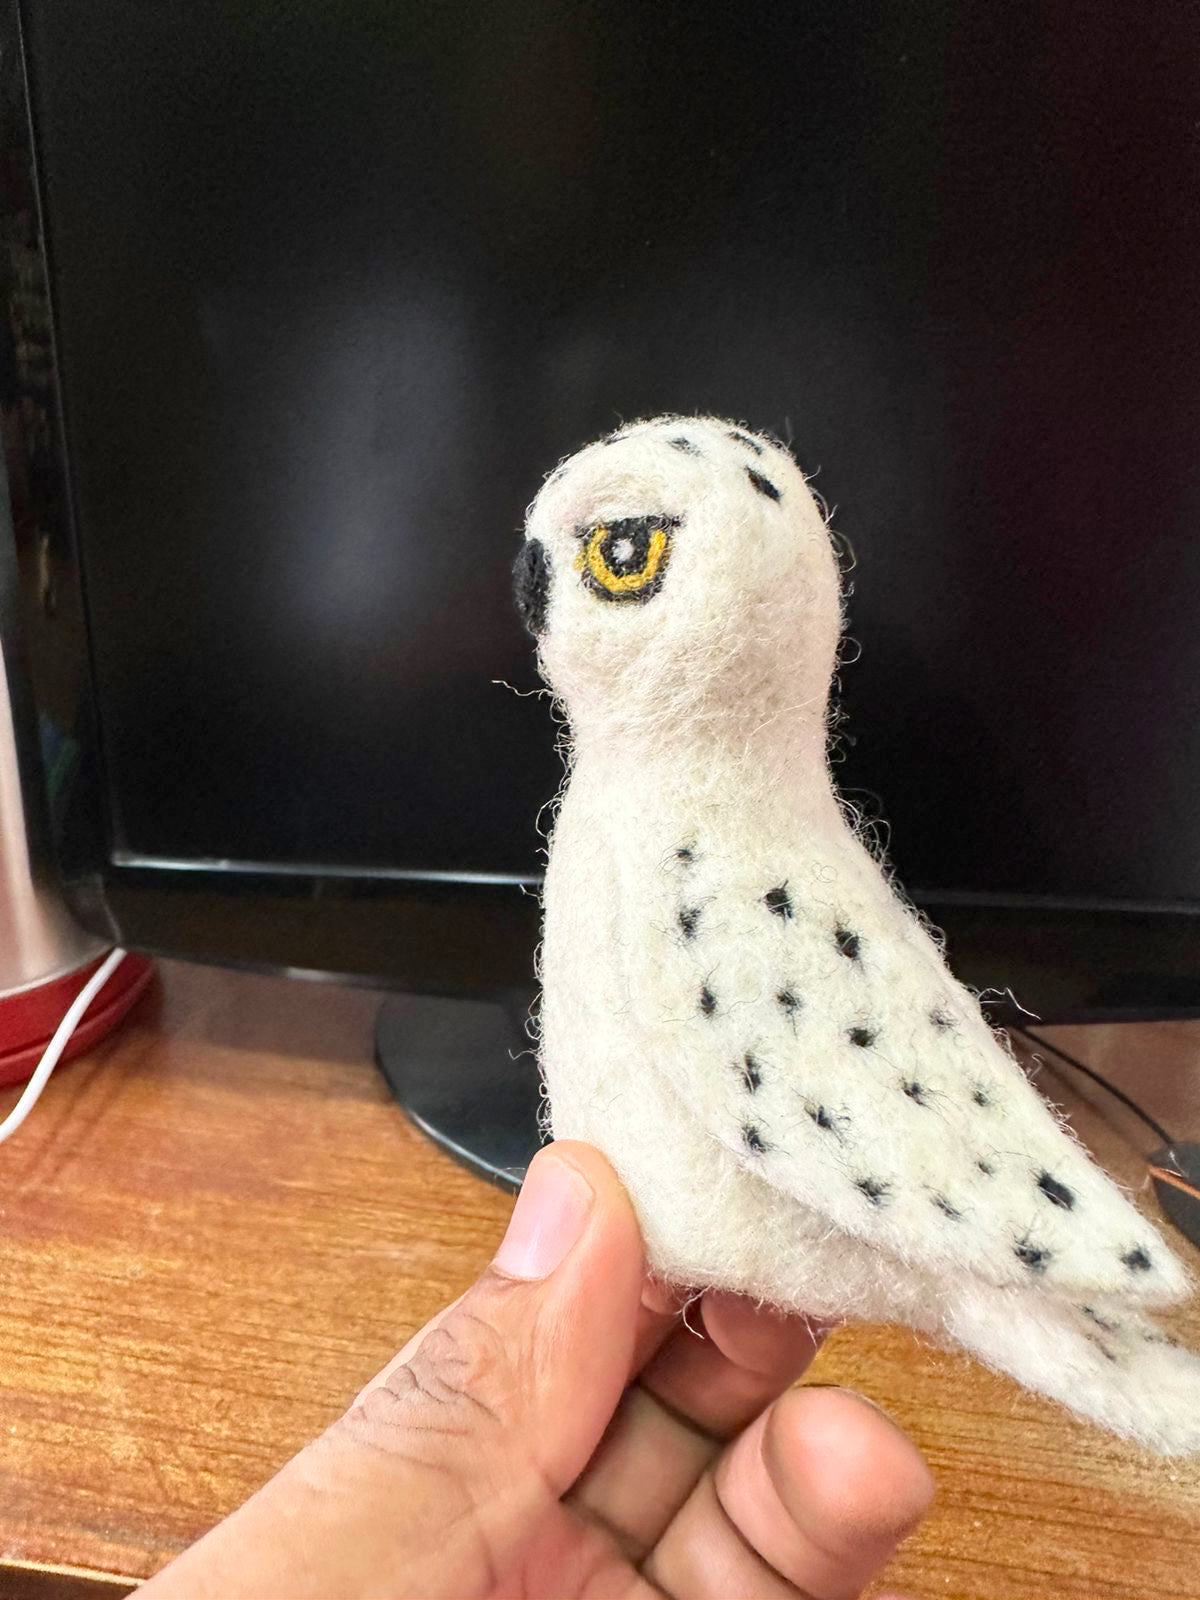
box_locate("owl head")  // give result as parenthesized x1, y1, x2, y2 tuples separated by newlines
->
(515, 416, 843, 746)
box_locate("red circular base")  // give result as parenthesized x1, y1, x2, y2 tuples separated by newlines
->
(0, 952, 155, 1087)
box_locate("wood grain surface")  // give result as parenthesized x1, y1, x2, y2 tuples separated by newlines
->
(0, 959, 1197, 1599)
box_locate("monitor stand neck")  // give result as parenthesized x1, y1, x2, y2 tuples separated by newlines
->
(374, 987, 541, 1192)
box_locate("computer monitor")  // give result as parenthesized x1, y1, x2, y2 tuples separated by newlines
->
(4, 1, 1199, 1179)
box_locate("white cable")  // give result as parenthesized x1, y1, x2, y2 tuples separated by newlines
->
(0, 946, 128, 1146)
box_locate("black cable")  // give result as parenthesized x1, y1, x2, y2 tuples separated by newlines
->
(1015, 1027, 1177, 1150)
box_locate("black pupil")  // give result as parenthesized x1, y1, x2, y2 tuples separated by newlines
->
(600, 517, 656, 574)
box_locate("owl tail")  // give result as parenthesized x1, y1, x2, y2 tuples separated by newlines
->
(942, 1278, 1200, 1454)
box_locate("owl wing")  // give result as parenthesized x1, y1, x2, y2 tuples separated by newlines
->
(624, 828, 1188, 1307)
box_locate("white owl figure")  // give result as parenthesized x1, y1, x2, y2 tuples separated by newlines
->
(515, 414, 1199, 1454)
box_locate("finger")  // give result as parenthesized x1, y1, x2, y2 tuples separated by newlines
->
(354, 1291, 468, 1405)
(362, 1176, 683, 1508)
(642, 1289, 827, 1437)
(631, 1275, 690, 1370)
(570, 1292, 825, 1559)
(142, 1143, 647, 1600)
(569, 1381, 716, 1561)
(350, 1141, 643, 1593)
(644, 1387, 931, 1600)
(665, 1385, 932, 1600)
(743, 1388, 933, 1596)
(296, 1142, 646, 1593)
(362, 1142, 645, 1493)
(643, 1467, 807, 1600)
(371, 1275, 682, 1402)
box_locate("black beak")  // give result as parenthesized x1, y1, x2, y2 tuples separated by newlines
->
(513, 538, 551, 638)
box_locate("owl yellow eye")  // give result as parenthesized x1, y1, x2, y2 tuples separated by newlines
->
(575, 514, 676, 604)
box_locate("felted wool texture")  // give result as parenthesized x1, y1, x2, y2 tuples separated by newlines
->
(519, 414, 1200, 1454)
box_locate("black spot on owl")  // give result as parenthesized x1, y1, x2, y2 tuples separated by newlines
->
(675, 844, 695, 865)
(1015, 1241, 1051, 1274)
(808, 1103, 838, 1133)
(743, 1123, 768, 1155)
(848, 1026, 876, 1049)
(971, 1087, 992, 1108)
(763, 884, 793, 920)
(931, 1193, 962, 1220)
(1122, 1246, 1152, 1274)
(669, 436, 701, 455)
(1081, 1305, 1119, 1335)
(1143, 1329, 1180, 1348)
(678, 906, 701, 941)
(977, 1159, 995, 1177)
(856, 1176, 890, 1206)
(776, 988, 802, 1017)
(930, 1008, 954, 1030)
(741, 1053, 762, 1093)
(747, 467, 781, 501)
(835, 927, 862, 961)
(699, 985, 717, 1018)
(903, 1080, 929, 1106)
(1087, 1334, 1120, 1364)
(1037, 1171, 1075, 1210)
(728, 429, 764, 455)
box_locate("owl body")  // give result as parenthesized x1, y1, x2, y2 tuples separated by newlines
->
(522, 414, 1200, 1452)
(542, 751, 908, 1323)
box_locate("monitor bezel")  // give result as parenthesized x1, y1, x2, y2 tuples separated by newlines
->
(6, 0, 1198, 1021)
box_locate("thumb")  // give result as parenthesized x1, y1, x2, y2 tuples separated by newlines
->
(356, 1141, 646, 1498)
(136, 1144, 647, 1600)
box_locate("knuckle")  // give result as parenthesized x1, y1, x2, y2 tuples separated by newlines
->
(313, 1301, 542, 1595)
(410, 1313, 514, 1426)
(340, 1304, 522, 1462)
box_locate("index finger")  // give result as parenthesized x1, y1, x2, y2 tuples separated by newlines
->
(567, 1288, 828, 1562)
(641, 1289, 828, 1439)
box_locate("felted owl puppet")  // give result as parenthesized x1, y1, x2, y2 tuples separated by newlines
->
(512, 414, 1200, 1455)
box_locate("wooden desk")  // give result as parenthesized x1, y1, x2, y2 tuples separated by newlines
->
(1, 960, 1197, 1599)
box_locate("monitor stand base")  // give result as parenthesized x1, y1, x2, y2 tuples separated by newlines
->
(374, 990, 541, 1193)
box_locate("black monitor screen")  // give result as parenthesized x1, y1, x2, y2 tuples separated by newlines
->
(18, 0, 1200, 907)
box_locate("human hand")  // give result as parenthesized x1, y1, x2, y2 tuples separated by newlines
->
(141, 1141, 932, 1598)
